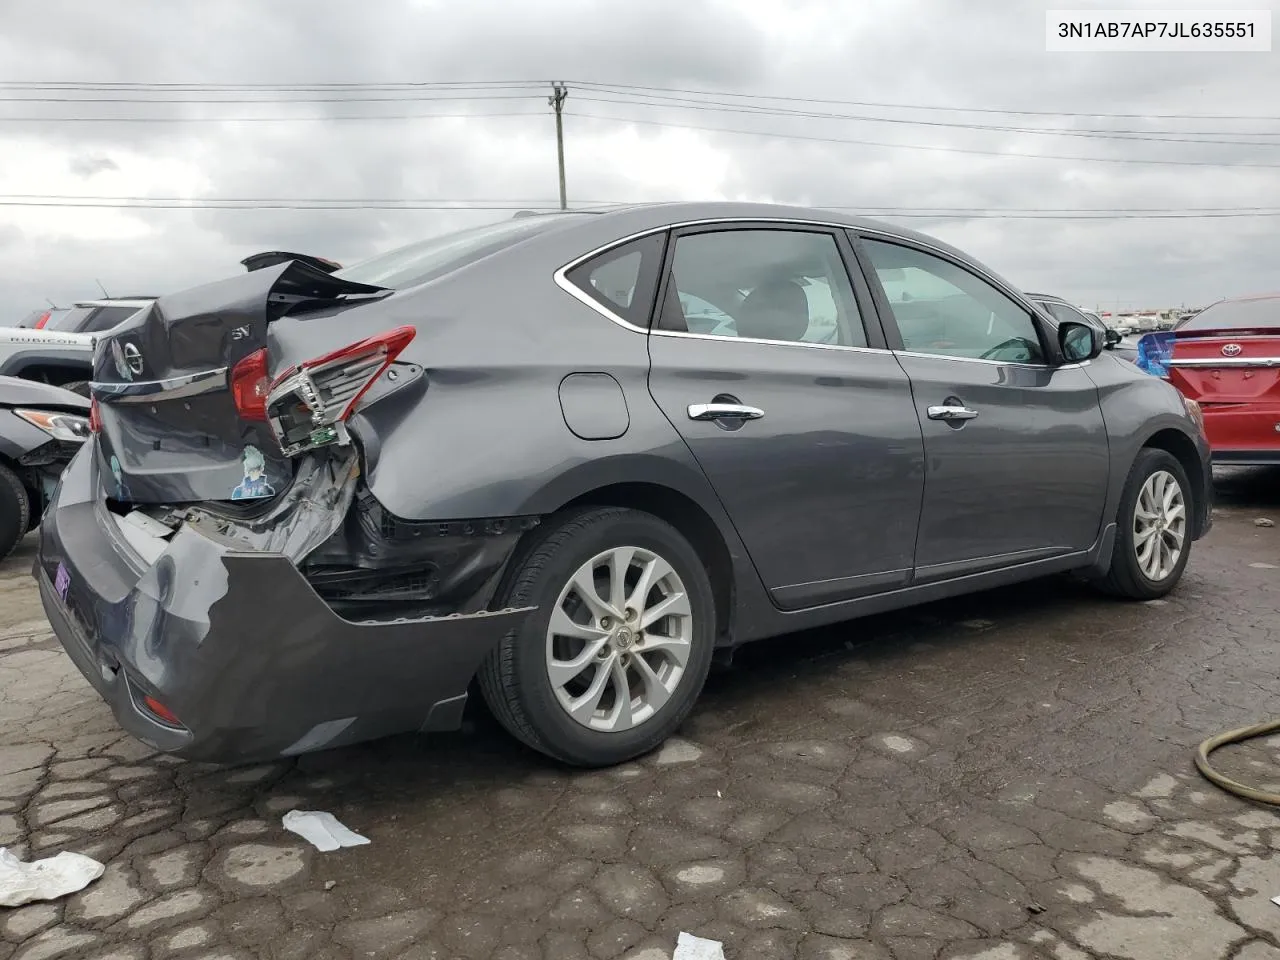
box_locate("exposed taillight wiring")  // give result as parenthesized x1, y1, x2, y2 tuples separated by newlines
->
(254, 326, 416, 458)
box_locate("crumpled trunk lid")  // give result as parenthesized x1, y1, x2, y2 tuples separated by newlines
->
(91, 261, 388, 505)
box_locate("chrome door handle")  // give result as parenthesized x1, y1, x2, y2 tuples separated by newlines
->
(927, 404, 979, 421)
(688, 402, 765, 422)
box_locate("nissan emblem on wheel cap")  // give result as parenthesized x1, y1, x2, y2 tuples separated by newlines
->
(1222, 343, 1243, 357)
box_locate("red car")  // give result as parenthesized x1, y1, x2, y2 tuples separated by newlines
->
(1149, 293, 1280, 465)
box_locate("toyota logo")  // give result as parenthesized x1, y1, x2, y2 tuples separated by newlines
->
(1222, 343, 1243, 357)
(122, 342, 144, 376)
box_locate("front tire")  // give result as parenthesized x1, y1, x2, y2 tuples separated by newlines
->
(479, 507, 716, 767)
(1095, 448, 1193, 600)
(0, 464, 31, 562)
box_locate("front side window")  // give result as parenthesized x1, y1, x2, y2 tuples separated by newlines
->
(863, 240, 1044, 364)
(660, 229, 867, 347)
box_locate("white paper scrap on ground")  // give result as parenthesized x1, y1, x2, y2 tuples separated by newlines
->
(1272, 894, 1280, 908)
(282, 810, 370, 852)
(0, 847, 104, 907)
(673, 931, 726, 960)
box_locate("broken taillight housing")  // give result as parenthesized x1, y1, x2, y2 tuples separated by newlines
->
(230, 349, 270, 422)
(266, 325, 415, 457)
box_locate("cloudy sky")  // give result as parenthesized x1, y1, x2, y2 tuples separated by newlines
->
(1, 0, 1278, 316)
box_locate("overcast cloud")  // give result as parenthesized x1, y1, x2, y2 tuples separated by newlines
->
(1, 0, 1278, 314)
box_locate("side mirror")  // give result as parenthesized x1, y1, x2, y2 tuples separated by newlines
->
(1058, 321, 1103, 363)
(1103, 327, 1122, 348)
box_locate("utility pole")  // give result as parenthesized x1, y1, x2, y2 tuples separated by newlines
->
(549, 82, 568, 210)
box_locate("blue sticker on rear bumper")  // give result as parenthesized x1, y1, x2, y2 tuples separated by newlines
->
(231, 445, 275, 500)
(54, 562, 70, 602)
(109, 455, 132, 501)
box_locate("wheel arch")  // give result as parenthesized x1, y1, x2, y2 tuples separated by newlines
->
(1140, 426, 1208, 536)
(554, 482, 736, 643)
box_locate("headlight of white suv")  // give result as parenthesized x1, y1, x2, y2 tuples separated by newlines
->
(14, 409, 92, 443)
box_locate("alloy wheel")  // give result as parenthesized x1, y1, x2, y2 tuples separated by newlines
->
(1133, 469, 1186, 582)
(545, 546, 693, 732)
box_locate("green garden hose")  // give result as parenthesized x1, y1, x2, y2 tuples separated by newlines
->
(1196, 719, 1280, 805)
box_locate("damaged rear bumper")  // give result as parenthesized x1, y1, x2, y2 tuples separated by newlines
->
(35, 447, 533, 764)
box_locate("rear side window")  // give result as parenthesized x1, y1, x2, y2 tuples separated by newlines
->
(563, 233, 666, 328)
(658, 229, 868, 347)
(1176, 298, 1280, 332)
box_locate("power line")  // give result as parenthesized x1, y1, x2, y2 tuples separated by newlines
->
(569, 111, 1280, 169)
(7, 92, 1277, 154)
(0, 110, 546, 123)
(0, 93, 545, 104)
(7, 195, 1280, 212)
(0, 80, 547, 91)
(5, 197, 1280, 219)
(0, 200, 581, 210)
(569, 94, 1280, 146)
(5, 76, 1280, 122)
(7, 87, 1279, 144)
(570, 81, 1280, 123)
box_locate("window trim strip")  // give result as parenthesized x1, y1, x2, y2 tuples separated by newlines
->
(552, 216, 1076, 370)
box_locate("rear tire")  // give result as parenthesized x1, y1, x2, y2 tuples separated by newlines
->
(1094, 448, 1192, 600)
(478, 507, 716, 767)
(0, 464, 31, 562)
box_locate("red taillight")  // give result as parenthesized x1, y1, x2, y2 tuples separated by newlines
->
(279, 325, 416, 420)
(266, 325, 416, 457)
(142, 695, 182, 726)
(33, 311, 50, 330)
(230, 349, 270, 421)
(89, 397, 102, 434)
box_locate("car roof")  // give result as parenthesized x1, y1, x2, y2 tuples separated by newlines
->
(536, 201, 1020, 285)
(71, 298, 157, 308)
(574, 200, 954, 241)
(1216, 291, 1280, 304)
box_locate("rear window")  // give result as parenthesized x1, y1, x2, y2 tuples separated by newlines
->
(83, 306, 141, 332)
(333, 214, 588, 290)
(46, 305, 139, 333)
(1176, 297, 1280, 332)
(44, 306, 96, 332)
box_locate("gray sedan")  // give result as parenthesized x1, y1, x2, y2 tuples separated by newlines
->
(37, 202, 1212, 768)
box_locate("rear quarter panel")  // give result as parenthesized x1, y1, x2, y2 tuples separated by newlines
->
(266, 217, 744, 528)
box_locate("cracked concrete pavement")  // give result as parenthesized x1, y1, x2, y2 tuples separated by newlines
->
(1, 466, 1279, 959)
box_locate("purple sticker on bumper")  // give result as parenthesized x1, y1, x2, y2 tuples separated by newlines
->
(54, 562, 71, 602)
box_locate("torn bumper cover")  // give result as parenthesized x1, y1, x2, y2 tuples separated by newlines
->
(35, 447, 532, 763)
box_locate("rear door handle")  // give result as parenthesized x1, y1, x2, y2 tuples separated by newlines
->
(688, 402, 765, 422)
(927, 404, 979, 422)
